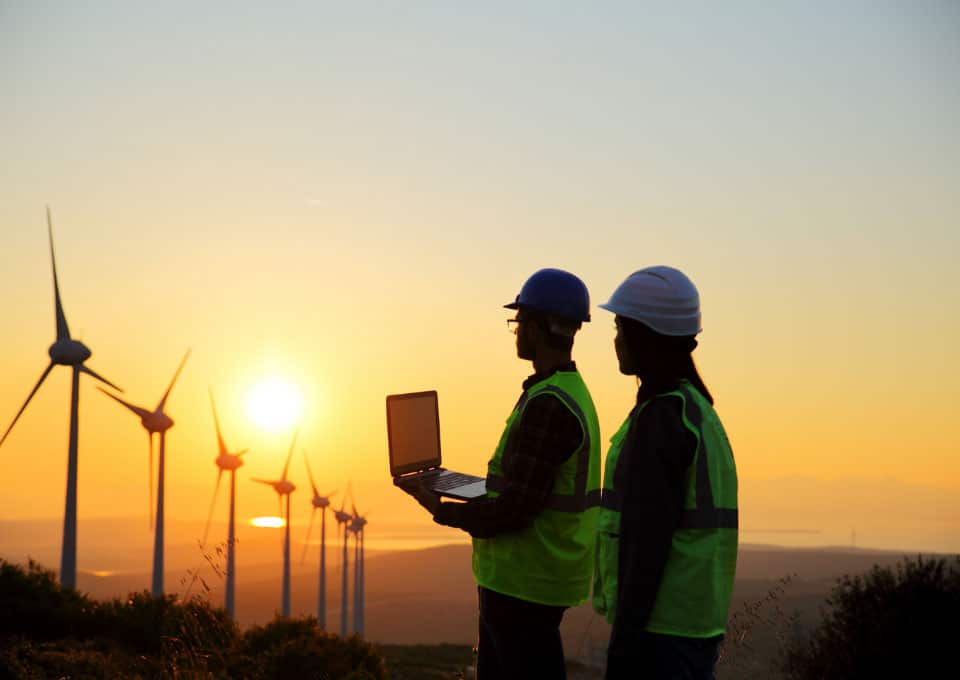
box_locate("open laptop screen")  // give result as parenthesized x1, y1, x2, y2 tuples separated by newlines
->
(387, 390, 442, 476)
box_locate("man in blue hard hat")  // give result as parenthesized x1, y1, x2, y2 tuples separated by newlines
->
(405, 268, 602, 680)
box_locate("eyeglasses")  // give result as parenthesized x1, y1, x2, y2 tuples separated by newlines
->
(506, 318, 522, 333)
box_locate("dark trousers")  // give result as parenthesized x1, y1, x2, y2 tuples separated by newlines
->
(606, 631, 723, 680)
(477, 586, 568, 680)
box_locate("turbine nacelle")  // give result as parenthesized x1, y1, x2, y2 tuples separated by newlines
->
(253, 478, 296, 496)
(48, 339, 91, 365)
(216, 452, 245, 471)
(311, 495, 331, 509)
(274, 480, 296, 496)
(333, 508, 353, 524)
(141, 410, 174, 433)
(350, 516, 367, 533)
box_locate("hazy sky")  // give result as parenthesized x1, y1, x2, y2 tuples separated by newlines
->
(1, 1, 958, 557)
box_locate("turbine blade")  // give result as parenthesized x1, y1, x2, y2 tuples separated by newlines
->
(303, 450, 319, 496)
(281, 430, 298, 481)
(236, 448, 250, 456)
(47, 206, 71, 342)
(80, 366, 122, 392)
(250, 477, 276, 486)
(202, 469, 224, 547)
(324, 489, 337, 500)
(97, 387, 151, 418)
(301, 507, 317, 564)
(0, 363, 55, 448)
(209, 388, 228, 456)
(158, 349, 190, 411)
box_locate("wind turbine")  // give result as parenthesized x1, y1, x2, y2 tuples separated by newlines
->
(333, 486, 354, 637)
(0, 207, 121, 590)
(301, 452, 335, 630)
(350, 502, 369, 637)
(201, 389, 248, 619)
(252, 431, 298, 618)
(98, 349, 190, 597)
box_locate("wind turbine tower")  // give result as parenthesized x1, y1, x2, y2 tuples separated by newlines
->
(252, 432, 298, 617)
(350, 505, 368, 637)
(302, 452, 335, 629)
(333, 488, 354, 637)
(0, 207, 121, 590)
(99, 350, 190, 597)
(202, 389, 248, 619)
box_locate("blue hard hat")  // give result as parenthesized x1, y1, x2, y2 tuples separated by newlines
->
(504, 268, 591, 323)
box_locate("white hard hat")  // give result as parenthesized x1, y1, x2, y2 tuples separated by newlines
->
(599, 266, 702, 336)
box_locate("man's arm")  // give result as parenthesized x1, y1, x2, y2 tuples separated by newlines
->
(606, 395, 697, 666)
(431, 392, 582, 538)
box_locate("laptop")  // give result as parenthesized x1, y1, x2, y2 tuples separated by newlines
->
(387, 390, 487, 500)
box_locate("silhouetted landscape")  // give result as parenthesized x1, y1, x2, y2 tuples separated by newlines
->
(4, 514, 953, 678)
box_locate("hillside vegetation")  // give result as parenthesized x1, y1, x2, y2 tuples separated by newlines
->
(0, 559, 386, 679)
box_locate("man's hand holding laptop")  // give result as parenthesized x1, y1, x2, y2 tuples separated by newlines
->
(400, 479, 442, 515)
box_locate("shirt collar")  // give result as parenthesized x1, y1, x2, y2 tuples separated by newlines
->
(523, 361, 577, 391)
(636, 377, 687, 405)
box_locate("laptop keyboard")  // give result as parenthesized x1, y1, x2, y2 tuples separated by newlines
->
(429, 472, 484, 491)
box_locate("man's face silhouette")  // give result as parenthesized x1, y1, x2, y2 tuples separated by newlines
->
(514, 309, 539, 361)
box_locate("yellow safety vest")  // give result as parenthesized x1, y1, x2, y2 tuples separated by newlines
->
(593, 381, 738, 637)
(473, 370, 601, 606)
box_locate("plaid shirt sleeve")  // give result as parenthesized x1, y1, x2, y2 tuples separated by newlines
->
(432, 391, 583, 538)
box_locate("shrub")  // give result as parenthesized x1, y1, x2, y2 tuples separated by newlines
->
(100, 591, 237, 654)
(0, 560, 387, 679)
(233, 617, 386, 680)
(781, 555, 960, 679)
(0, 559, 103, 642)
(0, 637, 147, 680)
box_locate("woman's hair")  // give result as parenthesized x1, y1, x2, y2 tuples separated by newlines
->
(618, 316, 714, 405)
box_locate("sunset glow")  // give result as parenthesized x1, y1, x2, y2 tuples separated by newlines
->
(250, 516, 285, 528)
(0, 2, 957, 572)
(245, 378, 304, 432)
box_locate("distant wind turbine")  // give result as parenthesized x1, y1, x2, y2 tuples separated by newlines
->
(301, 452, 335, 630)
(0, 207, 122, 590)
(333, 485, 354, 637)
(252, 431, 298, 618)
(98, 349, 190, 597)
(202, 389, 248, 619)
(350, 501, 368, 637)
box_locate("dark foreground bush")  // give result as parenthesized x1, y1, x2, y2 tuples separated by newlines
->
(0, 559, 386, 679)
(232, 617, 386, 680)
(781, 555, 960, 679)
(0, 559, 103, 642)
(0, 637, 145, 680)
(229, 616, 386, 680)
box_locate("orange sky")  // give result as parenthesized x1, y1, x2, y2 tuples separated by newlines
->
(0, 2, 958, 557)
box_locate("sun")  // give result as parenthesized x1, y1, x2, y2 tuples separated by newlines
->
(250, 516, 285, 528)
(245, 377, 304, 431)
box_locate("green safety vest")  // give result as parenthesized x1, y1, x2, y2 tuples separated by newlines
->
(472, 370, 602, 607)
(592, 381, 738, 637)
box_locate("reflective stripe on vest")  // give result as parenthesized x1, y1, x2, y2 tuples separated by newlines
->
(680, 389, 738, 531)
(488, 474, 602, 511)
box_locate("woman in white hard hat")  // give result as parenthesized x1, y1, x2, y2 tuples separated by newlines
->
(592, 266, 739, 680)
